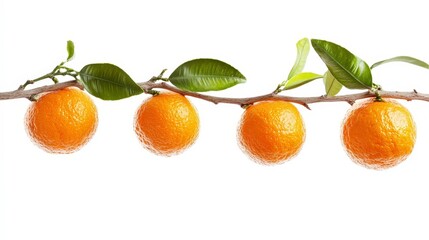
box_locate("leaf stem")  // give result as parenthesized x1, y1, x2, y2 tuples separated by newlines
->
(149, 69, 170, 82)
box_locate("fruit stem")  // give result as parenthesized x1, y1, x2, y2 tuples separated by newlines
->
(371, 83, 384, 102)
(241, 103, 252, 109)
(375, 92, 384, 102)
(145, 89, 160, 96)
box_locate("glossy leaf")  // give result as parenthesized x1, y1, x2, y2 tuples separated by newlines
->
(311, 39, 372, 90)
(371, 56, 429, 69)
(79, 63, 143, 100)
(287, 38, 310, 80)
(323, 71, 343, 96)
(66, 40, 74, 62)
(283, 72, 323, 90)
(169, 58, 246, 92)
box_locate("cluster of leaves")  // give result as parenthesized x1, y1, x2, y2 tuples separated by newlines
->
(51, 38, 429, 101)
(78, 58, 247, 100)
(276, 38, 429, 96)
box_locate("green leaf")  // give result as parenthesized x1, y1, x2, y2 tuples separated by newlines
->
(311, 39, 372, 90)
(284, 72, 323, 90)
(323, 71, 343, 96)
(169, 58, 246, 92)
(287, 38, 310, 80)
(79, 63, 143, 100)
(66, 40, 74, 62)
(371, 56, 429, 69)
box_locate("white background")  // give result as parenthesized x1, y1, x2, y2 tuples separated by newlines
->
(2, 0, 429, 239)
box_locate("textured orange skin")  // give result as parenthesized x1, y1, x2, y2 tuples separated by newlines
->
(134, 92, 199, 156)
(237, 101, 305, 164)
(25, 87, 98, 153)
(341, 98, 416, 169)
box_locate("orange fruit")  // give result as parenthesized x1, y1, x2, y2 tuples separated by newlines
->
(237, 101, 305, 164)
(341, 98, 416, 169)
(25, 87, 98, 153)
(134, 92, 199, 156)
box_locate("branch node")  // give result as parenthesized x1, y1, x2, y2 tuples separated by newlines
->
(241, 103, 251, 109)
(28, 94, 38, 102)
(145, 89, 160, 96)
(302, 103, 311, 110)
(347, 100, 355, 106)
(273, 86, 282, 94)
(158, 69, 168, 78)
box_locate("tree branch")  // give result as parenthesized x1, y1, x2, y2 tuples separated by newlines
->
(1, 79, 429, 109)
(0, 81, 83, 100)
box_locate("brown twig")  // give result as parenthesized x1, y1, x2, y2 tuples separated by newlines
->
(0, 81, 82, 100)
(1, 79, 429, 109)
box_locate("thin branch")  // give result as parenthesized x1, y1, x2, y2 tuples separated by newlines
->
(141, 81, 429, 109)
(0, 81, 82, 100)
(1, 79, 429, 109)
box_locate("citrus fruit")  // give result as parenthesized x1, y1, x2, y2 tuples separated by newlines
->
(25, 87, 98, 153)
(134, 92, 199, 156)
(341, 98, 416, 169)
(237, 101, 305, 164)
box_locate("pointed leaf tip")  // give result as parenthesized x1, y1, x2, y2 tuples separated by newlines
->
(169, 58, 246, 92)
(371, 56, 429, 69)
(287, 38, 310, 80)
